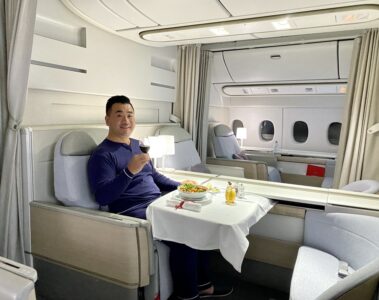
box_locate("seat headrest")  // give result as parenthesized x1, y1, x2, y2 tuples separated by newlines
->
(155, 126, 192, 143)
(54, 130, 98, 209)
(60, 131, 97, 156)
(214, 124, 234, 137)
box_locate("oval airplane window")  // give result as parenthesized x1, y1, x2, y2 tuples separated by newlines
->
(293, 121, 308, 143)
(328, 122, 341, 145)
(260, 120, 274, 141)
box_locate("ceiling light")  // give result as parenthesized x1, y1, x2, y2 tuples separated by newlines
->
(140, 5, 379, 42)
(209, 27, 229, 36)
(338, 85, 347, 93)
(336, 12, 370, 23)
(272, 19, 291, 30)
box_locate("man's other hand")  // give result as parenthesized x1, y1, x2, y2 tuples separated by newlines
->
(127, 154, 150, 174)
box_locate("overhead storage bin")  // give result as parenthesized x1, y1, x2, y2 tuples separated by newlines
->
(222, 41, 339, 82)
(211, 52, 233, 83)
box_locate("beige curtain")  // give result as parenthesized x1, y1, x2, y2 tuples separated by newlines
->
(195, 50, 212, 161)
(333, 29, 379, 188)
(174, 45, 212, 161)
(0, 0, 37, 263)
(174, 44, 201, 141)
(0, 0, 8, 170)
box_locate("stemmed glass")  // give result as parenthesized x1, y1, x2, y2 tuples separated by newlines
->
(139, 138, 150, 153)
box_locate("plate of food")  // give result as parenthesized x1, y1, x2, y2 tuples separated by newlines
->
(177, 183, 208, 200)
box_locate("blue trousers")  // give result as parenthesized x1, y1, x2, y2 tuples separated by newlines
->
(127, 208, 211, 299)
(165, 241, 211, 299)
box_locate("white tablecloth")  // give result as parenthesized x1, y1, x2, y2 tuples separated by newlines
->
(146, 190, 275, 272)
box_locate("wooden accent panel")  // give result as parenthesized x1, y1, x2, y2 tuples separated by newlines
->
(31, 203, 150, 287)
(269, 204, 306, 219)
(281, 173, 324, 187)
(246, 235, 301, 269)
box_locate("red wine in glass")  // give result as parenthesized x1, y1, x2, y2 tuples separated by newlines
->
(139, 141, 150, 153)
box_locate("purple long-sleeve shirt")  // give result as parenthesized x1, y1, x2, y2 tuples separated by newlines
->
(87, 138, 179, 218)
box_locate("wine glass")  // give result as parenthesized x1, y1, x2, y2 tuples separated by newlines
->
(139, 138, 150, 153)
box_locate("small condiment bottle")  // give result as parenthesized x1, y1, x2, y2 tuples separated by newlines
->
(237, 182, 245, 198)
(225, 182, 236, 205)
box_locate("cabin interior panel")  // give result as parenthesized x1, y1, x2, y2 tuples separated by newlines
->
(4, 0, 379, 299)
(28, 0, 177, 128)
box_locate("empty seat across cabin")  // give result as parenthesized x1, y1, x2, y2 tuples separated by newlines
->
(207, 123, 281, 182)
(155, 125, 245, 177)
(155, 126, 205, 171)
(290, 211, 379, 300)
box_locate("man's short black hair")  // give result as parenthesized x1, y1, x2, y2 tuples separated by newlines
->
(106, 95, 134, 115)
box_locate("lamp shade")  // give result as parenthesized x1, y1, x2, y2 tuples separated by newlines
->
(147, 136, 164, 158)
(236, 127, 247, 140)
(159, 135, 175, 155)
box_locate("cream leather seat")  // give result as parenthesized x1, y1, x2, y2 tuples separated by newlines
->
(207, 124, 282, 182)
(155, 126, 245, 178)
(290, 211, 379, 300)
(30, 130, 156, 300)
(155, 126, 205, 171)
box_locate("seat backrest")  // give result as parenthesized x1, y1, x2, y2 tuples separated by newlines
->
(54, 130, 98, 209)
(304, 211, 379, 269)
(210, 124, 241, 159)
(155, 126, 202, 170)
(341, 180, 379, 193)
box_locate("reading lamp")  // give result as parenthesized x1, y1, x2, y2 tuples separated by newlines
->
(236, 127, 247, 148)
(147, 136, 163, 168)
(158, 135, 175, 170)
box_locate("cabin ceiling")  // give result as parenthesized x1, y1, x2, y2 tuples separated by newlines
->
(61, 0, 379, 46)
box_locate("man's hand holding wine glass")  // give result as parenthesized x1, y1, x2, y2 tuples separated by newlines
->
(126, 138, 150, 175)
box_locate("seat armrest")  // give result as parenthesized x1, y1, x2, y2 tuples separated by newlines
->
(245, 153, 278, 167)
(205, 164, 245, 178)
(30, 201, 153, 288)
(206, 157, 268, 180)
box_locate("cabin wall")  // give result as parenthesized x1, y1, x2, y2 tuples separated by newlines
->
(25, 0, 177, 127)
(208, 40, 352, 157)
(209, 93, 344, 154)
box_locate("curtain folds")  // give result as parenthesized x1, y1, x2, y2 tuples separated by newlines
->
(0, 0, 8, 171)
(174, 44, 201, 140)
(174, 45, 212, 161)
(0, 0, 37, 263)
(195, 51, 212, 161)
(333, 28, 379, 188)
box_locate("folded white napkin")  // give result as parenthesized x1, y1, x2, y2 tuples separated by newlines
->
(166, 199, 202, 212)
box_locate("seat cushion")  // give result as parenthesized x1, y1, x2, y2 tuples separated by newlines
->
(290, 246, 343, 300)
(341, 180, 379, 193)
(232, 151, 248, 160)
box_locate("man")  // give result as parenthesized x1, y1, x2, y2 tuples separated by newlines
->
(88, 95, 232, 300)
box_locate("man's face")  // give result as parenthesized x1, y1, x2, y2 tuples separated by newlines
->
(105, 103, 135, 138)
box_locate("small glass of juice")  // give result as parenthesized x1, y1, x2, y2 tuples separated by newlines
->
(225, 183, 236, 205)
